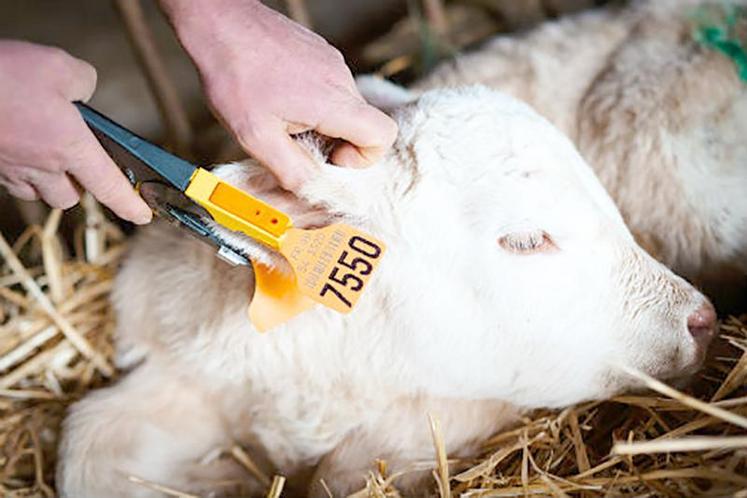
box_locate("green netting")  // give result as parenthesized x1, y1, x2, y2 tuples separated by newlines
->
(693, 3, 747, 82)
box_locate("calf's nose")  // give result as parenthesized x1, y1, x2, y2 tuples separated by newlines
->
(687, 300, 717, 348)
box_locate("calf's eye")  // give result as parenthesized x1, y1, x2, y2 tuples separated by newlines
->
(498, 230, 556, 254)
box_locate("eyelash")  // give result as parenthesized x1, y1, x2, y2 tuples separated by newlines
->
(498, 231, 555, 254)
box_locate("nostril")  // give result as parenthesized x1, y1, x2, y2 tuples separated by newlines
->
(687, 300, 717, 345)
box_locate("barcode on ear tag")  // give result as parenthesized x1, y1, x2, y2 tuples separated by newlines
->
(279, 224, 385, 313)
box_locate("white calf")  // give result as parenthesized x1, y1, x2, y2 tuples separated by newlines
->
(58, 84, 715, 497)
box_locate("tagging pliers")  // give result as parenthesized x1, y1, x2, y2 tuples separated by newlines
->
(76, 102, 289, 266)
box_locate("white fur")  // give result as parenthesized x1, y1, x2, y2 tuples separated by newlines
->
(416, 0, 747, 307)
(58, 85, 711, 497)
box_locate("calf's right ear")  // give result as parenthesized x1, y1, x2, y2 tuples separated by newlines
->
(356, 75, 416, 114)
(204, 160, 331, 272)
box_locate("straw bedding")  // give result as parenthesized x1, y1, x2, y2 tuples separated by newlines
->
(0, 207, 745, 498)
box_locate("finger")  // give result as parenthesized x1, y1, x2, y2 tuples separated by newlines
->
(67, 121, 152, 224)
(1, 179, 39, 201)
(235, 119, 317, 191)
(330, 142, 370, 168)
(315, 98, 398, 167)
(31, 171, 81, 209)
(57, 51, 98, 102)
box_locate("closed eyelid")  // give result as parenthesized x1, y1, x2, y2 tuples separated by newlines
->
(498, 231, 556, 254)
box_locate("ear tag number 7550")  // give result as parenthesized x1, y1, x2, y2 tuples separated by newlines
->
(184, 168, 386, 329)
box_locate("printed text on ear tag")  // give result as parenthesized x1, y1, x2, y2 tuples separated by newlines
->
(183, 168, 386, 320)
(279, 224, 386, 313)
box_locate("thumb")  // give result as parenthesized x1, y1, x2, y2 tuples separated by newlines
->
(67, 115, 152, 224)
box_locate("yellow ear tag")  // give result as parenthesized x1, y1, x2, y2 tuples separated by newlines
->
(248, 261, 315, 332)
(184, 168, 386, 331)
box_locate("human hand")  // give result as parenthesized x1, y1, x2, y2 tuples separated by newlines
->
(161, 0, 398, 190)
(0, 40, 152, 223)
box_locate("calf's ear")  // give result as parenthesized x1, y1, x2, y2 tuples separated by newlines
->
(204, 160, 331, 272)
(356, 75, 416, 114)
(274, 76, 419, 218)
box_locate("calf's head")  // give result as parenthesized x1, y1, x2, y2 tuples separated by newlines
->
(217, 82, 715, 409)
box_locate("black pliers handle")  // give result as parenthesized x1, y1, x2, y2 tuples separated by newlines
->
(76, 102, 250, 266)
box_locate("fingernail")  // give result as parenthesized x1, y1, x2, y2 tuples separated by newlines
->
(133, 210, 153, 225)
